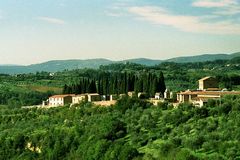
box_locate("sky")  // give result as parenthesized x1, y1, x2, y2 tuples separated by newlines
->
(0, 0, 240, 65)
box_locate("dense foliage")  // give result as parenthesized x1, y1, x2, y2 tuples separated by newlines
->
(63, 70, 166, 97)
(1, 95, 240, 159)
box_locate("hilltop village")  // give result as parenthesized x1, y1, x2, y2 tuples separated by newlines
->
(178, 76, 240, 106)
(23, 76, 240, 109)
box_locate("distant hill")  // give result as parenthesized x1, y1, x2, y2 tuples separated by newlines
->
(0, 52, 239, 74)
(0, 59, 113, 74)
(29, 59, 113, 72)
(0, 58, 163, 74)
(122, 58, 162, 66)
(230, 52, 240, 58)
(166, 52, 240, 63)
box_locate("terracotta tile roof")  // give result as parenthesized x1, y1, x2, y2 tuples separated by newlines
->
(179, 90, 240, 96)
(50, 94, 75, 98)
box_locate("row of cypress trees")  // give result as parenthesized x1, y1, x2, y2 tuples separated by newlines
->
(63, 71, 166, 97)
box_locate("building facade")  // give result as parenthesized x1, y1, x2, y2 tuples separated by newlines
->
(49, 95, 73, 106)
(178, 76, 240, 107)
(72, 94, 88, 104)
(199, 76, 219, 90)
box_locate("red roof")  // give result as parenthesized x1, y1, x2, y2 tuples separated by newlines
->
(179, 90, 240, 96)
(49, 94, 75, 98)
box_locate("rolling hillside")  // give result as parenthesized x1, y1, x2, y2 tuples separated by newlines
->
(0, 59, 113, 74)
(0, 52, 239, 74)
(166, 52, 240, 63)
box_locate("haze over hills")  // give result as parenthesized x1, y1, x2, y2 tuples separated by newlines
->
(0, 59, 113, 74)
(0, 52, 239, 74)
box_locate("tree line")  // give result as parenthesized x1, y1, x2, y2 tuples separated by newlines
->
(63, 70, 166, 97)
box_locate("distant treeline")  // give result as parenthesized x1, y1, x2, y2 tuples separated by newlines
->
(63, 71, 166, 97)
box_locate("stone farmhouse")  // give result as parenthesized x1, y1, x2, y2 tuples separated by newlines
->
(198, 76, 219, 90)
(49, 94, 74, 107)
(177, 76, 240, 107)
(46, 91, 167, 107)
(47, 93, 101, 107)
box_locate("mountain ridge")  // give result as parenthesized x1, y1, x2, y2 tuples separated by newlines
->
(166, 52, 240, 63)
(0, 52, 239, 74)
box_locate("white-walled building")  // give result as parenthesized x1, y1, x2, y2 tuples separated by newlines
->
(49, 95, 73, 107)
(164, 89, 170, 99)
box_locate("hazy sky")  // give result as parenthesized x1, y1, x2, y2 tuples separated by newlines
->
(0, 0, 240, 65)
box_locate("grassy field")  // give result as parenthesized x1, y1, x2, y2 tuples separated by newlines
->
(0, 79, 62, 94)
(18, 85, 62, 93)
